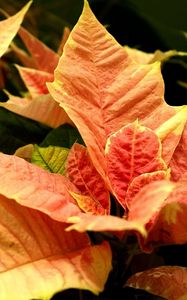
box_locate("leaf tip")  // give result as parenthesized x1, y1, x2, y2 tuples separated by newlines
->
(21, 0, 33, 15)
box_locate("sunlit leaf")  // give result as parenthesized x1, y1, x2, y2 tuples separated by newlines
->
(48, 0, 176, 180)
(0, 196, 112, 299)
(66, 143, 110, 214)
(155, 107, 187, 164)
(31, 144, 69, 174)
(0, 2, 31, 58)
(0, 152, 81, 222)
(126, 266, 187, 300)
(57, 26, 71, 56)
(105, 121, 166, 207)
(67, 214, 146, 236)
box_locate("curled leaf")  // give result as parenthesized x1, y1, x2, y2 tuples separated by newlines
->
(14, 143, 34, 161)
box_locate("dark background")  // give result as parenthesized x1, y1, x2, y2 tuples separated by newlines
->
(0, 0, 186, 51)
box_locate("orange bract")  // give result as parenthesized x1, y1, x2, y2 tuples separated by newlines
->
(127, 266, 187, 300)
(0, 195, 112, 299)
(48, 0, 180, 180)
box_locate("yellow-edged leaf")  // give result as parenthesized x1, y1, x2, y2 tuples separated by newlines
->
(0, 1, 32, 58)
(0, 195, 112, 299)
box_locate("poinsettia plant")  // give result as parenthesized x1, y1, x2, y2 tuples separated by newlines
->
(0, 1, 187, 299)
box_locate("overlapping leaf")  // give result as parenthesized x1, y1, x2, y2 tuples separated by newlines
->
(0, 2, 31, 58)
(66, 143, 110, 214)
(14, 143, 34, 161)
(124, 46, 154, 64)
(124, 46, 185, 64)
(170, 122, 187, 181)
(141, 173, 187, 251)
(16, 65, 54, 97)
(125, 170, 169, 208)
(32, 144, 69, 174)
(105, 121, 166, 207)
(67, 180, 174, 234)
(0, 195, 112, 299)
(48, 0, 177, 179)
(18, 26, 59, 73)
(0, 92, 71, 128)
(155, 107, 187, 164)
(126, 266, 187, 300)
(0, 152, 81, 222)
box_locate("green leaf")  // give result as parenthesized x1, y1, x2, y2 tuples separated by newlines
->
(31, 144, 69, 174)
(40, 123, 84, 148)
(0, 107, 50, 154)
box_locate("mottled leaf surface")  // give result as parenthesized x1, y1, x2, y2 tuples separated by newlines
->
(106, 121, 166, 207)
(127, 266, 187, 300)
(66, 143, 110, 214)
(0, 196, 112, 299)
(67, 180, 174, 234)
